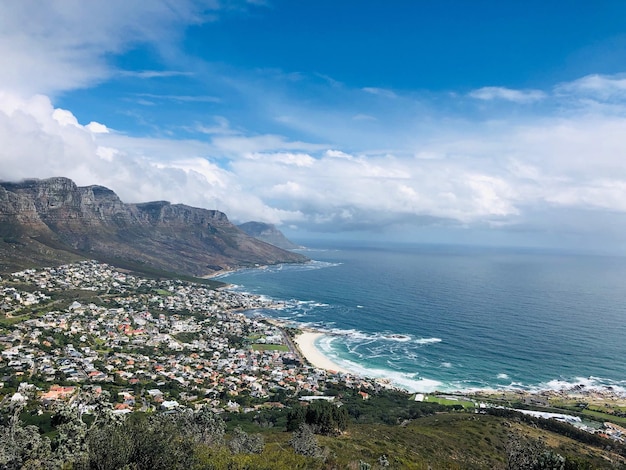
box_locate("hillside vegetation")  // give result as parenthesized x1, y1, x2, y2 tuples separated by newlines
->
(3, 386, 626, 469)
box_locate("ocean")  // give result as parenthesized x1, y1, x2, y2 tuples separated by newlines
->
(217, 242, 626, 394)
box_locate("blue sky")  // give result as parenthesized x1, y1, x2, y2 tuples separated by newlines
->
(2, 1, 626, 252)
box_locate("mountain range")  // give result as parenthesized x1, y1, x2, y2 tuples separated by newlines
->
(0, 177, 307, 276)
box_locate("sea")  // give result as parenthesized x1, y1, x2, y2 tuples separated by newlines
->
(216, 241, 626, 395)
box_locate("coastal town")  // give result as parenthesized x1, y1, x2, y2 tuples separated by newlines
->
(0, 261, 375, 414)
(1, 260, 625, 450)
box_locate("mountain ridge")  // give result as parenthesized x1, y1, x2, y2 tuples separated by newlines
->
(0, 177, 307, 276)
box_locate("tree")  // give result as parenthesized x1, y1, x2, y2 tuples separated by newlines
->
(83, 410, 222, 470)
(228, 426, 264, 454)
(86, 422, 133, 470)
(50, 402, 89, 468)
(0, 403, 56, 469)
(304, 400, 349, 436)
(179, 407, 225, 447)
(286, 405, 305, 431)
(122, 413, 195, 470)
(289, 423, 324, 458)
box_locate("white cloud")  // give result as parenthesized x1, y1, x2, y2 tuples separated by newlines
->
(194, 116, 238, 136)
(212, 134, 326, 156)
(0, 0, 221, 95)
(352, 113, 377, 121)
(556, 74, 626, 101)
(245, 152, 316, 167)
(52, 109, 81, 128)
(469, 86, 546, 103)
(362, 87, 398, 99)
(465, 174, 518, 217)
(325, 150, 353, 160)
(86, 122, 109, 134)
(96, 146, 118, 161)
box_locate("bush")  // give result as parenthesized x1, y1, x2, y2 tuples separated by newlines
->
(228, 426, 264, 454)
(289, 423, 324, 458)
(507, 433, 565, 470)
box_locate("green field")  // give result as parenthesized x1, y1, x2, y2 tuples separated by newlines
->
(251, 343, 289, 352)
(422, 395, 476, 409)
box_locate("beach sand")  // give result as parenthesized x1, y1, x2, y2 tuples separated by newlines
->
(294, 331, 350, 374)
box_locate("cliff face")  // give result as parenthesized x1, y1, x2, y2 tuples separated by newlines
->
(0, 177, 307, 276)
(238, 221, 302, 250)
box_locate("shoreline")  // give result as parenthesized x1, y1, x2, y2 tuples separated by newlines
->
(293, 330, 350, 374)
(285, 324, 626, 404)
(203, 267, 239, 279)
(263, 316, 626, 402)
(217, 271, 626, 404)
(265, 315, 626, 403)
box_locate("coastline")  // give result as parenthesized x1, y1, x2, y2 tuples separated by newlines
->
(282, 321, 626, 404)
(258, 309, 626, 402)
(218, 270, 626, 404)
(203, 267, 239, 279)
(293, 331, 350, 374)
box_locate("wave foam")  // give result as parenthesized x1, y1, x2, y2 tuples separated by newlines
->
(312, 334, 444, 392)
(217, 260, 340, 280)
(300, 260, 342, 270)
(415, 338, 442, 345)
(319, 327, 442, 345)
(306, 327, 626, 397)
(441, 376, 626, 397)
(535, 377, 626, 396)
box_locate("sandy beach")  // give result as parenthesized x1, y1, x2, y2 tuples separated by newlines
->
(294, 331, 350, 374)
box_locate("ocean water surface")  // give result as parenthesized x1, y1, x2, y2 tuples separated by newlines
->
(217, 242, 626, 394)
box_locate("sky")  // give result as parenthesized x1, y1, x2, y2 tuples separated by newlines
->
(2, 1, 626, 252)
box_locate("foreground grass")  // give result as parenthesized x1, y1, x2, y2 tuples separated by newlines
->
(254, 413, 625, 469)
(193, 445, 324, 470)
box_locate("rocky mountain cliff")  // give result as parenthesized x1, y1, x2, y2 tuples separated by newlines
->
(0, 177, 307, 276)
(237, 221, 302, 250)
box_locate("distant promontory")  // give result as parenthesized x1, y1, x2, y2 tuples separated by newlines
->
(238, 221, 302, 250)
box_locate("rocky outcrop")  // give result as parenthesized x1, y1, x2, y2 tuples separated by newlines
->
(0, 177, 308, 276)
(238, 221, 302, 250)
